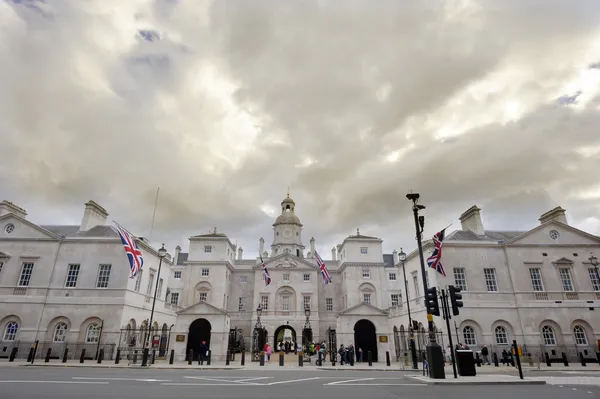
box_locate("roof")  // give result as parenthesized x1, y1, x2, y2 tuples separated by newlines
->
(191, 233, 228, 238)
(40, 225, 119, 238)
(446, 229, 525, 243)
(176, 252, 189, 265)
(382, 254, 395, 268)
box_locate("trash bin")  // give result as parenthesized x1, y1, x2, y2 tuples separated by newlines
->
(456, 350, 477, 376)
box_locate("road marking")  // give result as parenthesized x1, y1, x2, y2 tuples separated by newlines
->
(162, 383, 255, 386)
(267, 377, 321, 385)
(326, 383, 426, 386)
(326, 378, 375, 385)
(183, 377, 256, 384)
(72, 377, 172, 382)
(0, 380, 109, 385)
(233, 377, 271, 382)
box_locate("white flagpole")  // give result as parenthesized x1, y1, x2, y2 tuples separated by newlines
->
(149, 187, 160, 240)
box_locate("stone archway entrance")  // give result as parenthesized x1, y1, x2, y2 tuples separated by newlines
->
(354, 319, 378, 362)
(273, 325, 297, 352)
(187, 318, 212, 359)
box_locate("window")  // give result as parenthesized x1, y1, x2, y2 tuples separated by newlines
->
(157, 278, 163, 298)
(483, 268, 498, 292)
(494, 326, 508, 345)
(542, 326, 556, 345)
(453, 268, 467, 290)
(134, 270, 143, 292)
(260, 295, 269, 311)
(391, 294, 400, 307)
(362, 269, 370, 279)
(326, 298, 333, 311)
(201, 268, 209, 277)
(199, 292, 207, 302)
(53, 322, 68, 343)
(412, 272, 419, 297)
(303, 273, 310, 282)
(588, 268, 600, 291)
(0, 261, 3, 274)
(363, 293, 371, 304)
(85, 324, 101, 343)
(146, 273, 155, 295)
(18, 262, 34, 286)
(303, 296, 311, 310)
(573, 326, 588, 345)
(204, 245, 212, 253)
(238, 297, 246, 311)
(174, 271, 182, 279)
(360, 247, 368, 255)
(462, 326, 476, 346)
(65, 264, 80, 288)
(3, 321, 18, 341)
(529, 268, 544, 291)
(170, 292, 179, 306)
(559, 268, 574, 291)
(239, 275, 248, 283)
(388, 272, 396, 281)
(96, 264, 111, 288)
(282, 295, 290, 311)
(283, 273, 290, 282)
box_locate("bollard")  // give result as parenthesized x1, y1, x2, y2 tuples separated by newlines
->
(9, 347, 18, 362)
(45, 348, 52, 363)
(545, 352, 551, 367)
(317, 352, 322, 366)
(31, 340, 39, 364)
(141, 348, 149, 366)
(475, 352, 481, 367)
(226, 351, 230, 366)
(62, 348, 68, 363)
(493, 352, 499, 367)
(279, 351, 284, 366)
(241, 351, 245, 366)
(169, 350, 175, 365)
(188, 349, 193, 365)
(80, 349, 86, 363)
(512, 340, 523, 380)
(298, 352, 303, 367)
(27, 347, 34, 363)
(368, 350, 372, 366)
(98, 349, 104, 364)
(115, 349, 120, 364)
(152, 349, 156, 365)
(207, 350, 211, 366)
(386, 351, 391, 367)
(562, 352, 568, 367)
(580, 352, 587, 367)
(596, 352, 600, 365)
(133, 350, 138, 364)
(260, 351, 265, 366)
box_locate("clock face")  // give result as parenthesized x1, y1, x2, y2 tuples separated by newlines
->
(283, 229, 292, 238)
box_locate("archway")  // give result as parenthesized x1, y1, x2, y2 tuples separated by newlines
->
(354, 319, 378, 362)
(273, 325, 297, 352)
(187, 318, 212, 359)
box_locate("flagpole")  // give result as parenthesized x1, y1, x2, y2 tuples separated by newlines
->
(149, 187, 160, 240)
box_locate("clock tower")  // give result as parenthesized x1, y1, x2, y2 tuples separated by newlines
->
(271, 193, 305, 257)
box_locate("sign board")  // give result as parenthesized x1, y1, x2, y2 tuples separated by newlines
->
(378, 335, 388, 343)
(176, 335, 186, 342)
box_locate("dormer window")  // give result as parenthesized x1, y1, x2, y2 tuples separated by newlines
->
(204, 245, 212, 253)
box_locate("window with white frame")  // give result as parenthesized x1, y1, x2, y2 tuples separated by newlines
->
(542, 325, 556, 345)
(494, 326, 508, 345)
(453, 268, 467, 290)
(363, 293, 371, 304)
(53, 322, 68, 343)
(303, 295, 311, 310)
(201, 268, 209, 277)
(282, 295, 290, 311)
(483, 268, 498, 292)
(146, 273, 155, 295)
(198, 292, 208, 302)
(388, 272, 396, 281)
(529, 268, 544, 291)
(238, 297, 246, 311)
(462, 326, 477, 346)
(588, 268, 600, 291)
(412, 272, 419, 297)
(85, 324, 101, 343)
(65, 264, 80, 288)
(18, 262, 34, 286)
(96, 264, 112, 288)
(303, 273, 311, 282)
(362, 269, 370, 279)
(573, 325, 588, 345)
(326, 297, 333, 311)
(559, 268, 574, 291)
(3, 321, 18, 341)
(391, 294, 400, 307)
(204, 245, 212, 253)
(134, 270, 143, 292)
(283, 273, 290, 282)
(360, 247, 368, 255)
(174, 271, 182, 279)
(170, 292, 179, 306)
(239, 275, 248, 283)
(260, 295, 269, 310)
(157, 278, 163, 298)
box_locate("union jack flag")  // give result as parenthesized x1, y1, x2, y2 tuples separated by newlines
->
(427, 228, 447, 277)
(314, 251, 332, 285)
(260, 256, 271, 286)
(114, 222, 144, 279)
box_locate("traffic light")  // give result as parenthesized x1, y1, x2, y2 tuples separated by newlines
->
(425, 287, 440, 316)
(448, 285, 463, 316)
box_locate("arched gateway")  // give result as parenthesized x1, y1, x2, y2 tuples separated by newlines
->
(354, 319, 378, 362)
(187, 318, 212, 359)
(273, 325, 297, 351)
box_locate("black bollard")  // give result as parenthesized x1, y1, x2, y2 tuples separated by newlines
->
(141, 348, 149, 366)
(562, 352, 568, 367)
(45, 348, 52, 363)
(298, 352, 303, 367)
(9, 347, 18, 362)
(241, 351, 245, 366)
(31, 341, 39, 364)
(169, 350, 175, 365)
(226, 351, 230, 366)
(368, 351, 372, 366)
(188, 349, 193, 365)
(133, 350, 138, 364)
(493, 352, 499, 367)
(115, 349, 120, 364)
(545, 352, 551, 367)
(596, 352, 600, 365)
(80, 349, 86, 363)
(27, 347, 34, 363)
(580, 352, 587, 367)
(279, 352, 284, 366)
(386, 351, 391, 366)
(317, 352, 322, 366)
(97, 349, 104, 364)
(62, 348, 69, 363)
(151, 349, 156, 365)
(475, 352, 481, 367)
(207, 350, 211, 365)
(260, 351, 265, 366)
(512, 340, 523, 380)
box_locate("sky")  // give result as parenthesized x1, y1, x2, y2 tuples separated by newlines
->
(1, 0, 600, 259)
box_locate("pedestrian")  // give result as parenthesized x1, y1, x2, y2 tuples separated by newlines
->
(481, 344, 490, 365)
(199, 340, 208, 365)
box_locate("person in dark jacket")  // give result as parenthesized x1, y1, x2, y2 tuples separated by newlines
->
(198, 341, 208, 364)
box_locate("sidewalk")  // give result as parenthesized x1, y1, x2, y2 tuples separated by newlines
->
(409, 375, 546, 385)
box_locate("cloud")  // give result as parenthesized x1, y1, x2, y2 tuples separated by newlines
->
(1, 0, 600, 256)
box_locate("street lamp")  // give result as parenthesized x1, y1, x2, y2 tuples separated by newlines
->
(398, 248, 418, 370)
(256, 305, 263, 329)
(304, 305, 311, 329)
(406, 192, 445, 379)
(142, 243, 167, 367)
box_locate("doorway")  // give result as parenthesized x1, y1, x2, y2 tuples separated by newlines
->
(354, 319, 378, 362)
(273, 325, 297, 352)
(187, 318, 211, 359)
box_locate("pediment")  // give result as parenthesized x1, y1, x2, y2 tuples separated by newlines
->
(255, 253, 317, 270)
(0, 251, 11, 258)
(177, 301, 227, 316)
(504, 221, 600, 246)
(551, 257, 573, 265)
(0, 214, 58, 240)
(338, 302, 388, 317)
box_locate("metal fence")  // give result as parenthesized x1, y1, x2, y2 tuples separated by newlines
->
(0, 340, 116, 361)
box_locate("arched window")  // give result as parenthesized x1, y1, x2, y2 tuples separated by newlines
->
(53, 322, 68, 343)
(494, 326, 508, 345)
(542, 326, 556, 346)
(3, 322, 19, 341)
(85, 323, 101, 343)
(573, 325, 588, 346)
(462, 326, 476, 346)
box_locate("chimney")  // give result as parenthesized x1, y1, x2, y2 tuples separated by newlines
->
(393, 249, 399, 265)
(79, 200, 108, 232)
(259, 237, 264, 256)
(310, 237, 316, 258)
(539, 206, 568, 225)
(238, 247, 243, 260)
(174, 245, 181, 264)
(459, 205, 485, 236)
(0, 201, 27, 219)
(331, 247, 337, 261)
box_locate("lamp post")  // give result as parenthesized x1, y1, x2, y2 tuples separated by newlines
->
(252, 305, 263, 361)
(398, 248, 418, 369)
(142, 243, 167, 367)
(406, 193, 445, 379)
(590, 253, 599, 290)
(304, 305, 311, 329)
(303, 306, 311, 353)
(256, 305, 263, 329)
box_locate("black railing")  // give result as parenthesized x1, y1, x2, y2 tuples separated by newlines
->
(0, 341, 115, 360)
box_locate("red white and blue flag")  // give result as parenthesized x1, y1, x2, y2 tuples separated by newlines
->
(260, 256, 271, 286)
(114, 222, 144, 279)
(427, 228, 447, 277)
(315, 251, 332, 285)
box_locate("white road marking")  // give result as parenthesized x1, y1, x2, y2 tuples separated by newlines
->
(183, 377, 256, 384)
(326, 383, 426, 386)
(233, 377, 271, 382)
(267, 377, 321, 385)
(72, 377, 172, 382)
(162, 383, 254, 386)
(327, 378, 376, 385)
(0, 380, 109, 385)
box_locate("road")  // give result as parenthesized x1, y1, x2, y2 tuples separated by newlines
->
(0, 367, 598, 399)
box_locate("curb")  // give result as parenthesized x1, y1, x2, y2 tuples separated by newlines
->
(409, 376, 546, 385)
(318, 367, 421, 372)
(19, 364, 244, 370)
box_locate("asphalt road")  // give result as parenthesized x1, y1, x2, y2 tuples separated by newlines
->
(0, 367, 598, 399)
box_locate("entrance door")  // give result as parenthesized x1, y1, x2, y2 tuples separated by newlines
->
(354, 319, 378, 362)
(273, 325, 297, 352)
(186, 318, 211, 359)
